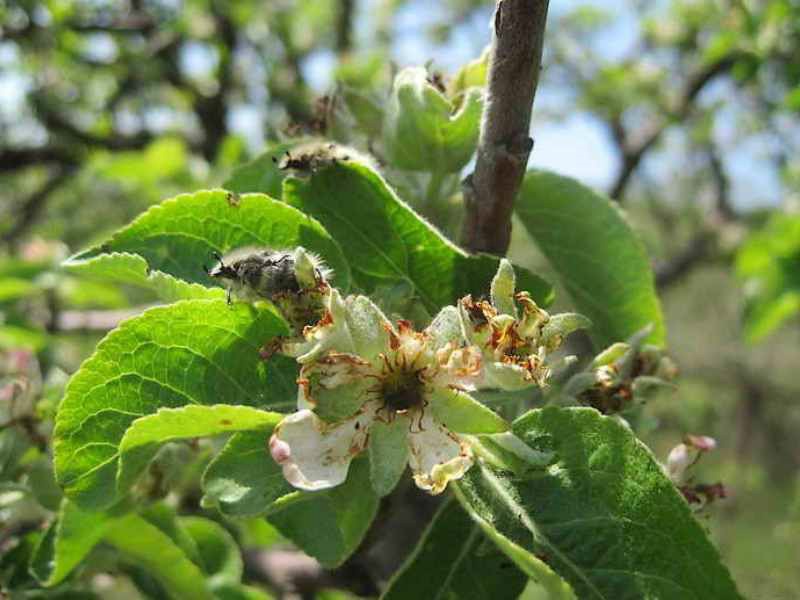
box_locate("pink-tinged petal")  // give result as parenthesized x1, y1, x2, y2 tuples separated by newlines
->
(666, 443, 692, 484)
(269, 408, 373, 491)
(406, 411, 473, 495)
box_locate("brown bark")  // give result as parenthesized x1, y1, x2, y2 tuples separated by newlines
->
(461, 0, 550, 255)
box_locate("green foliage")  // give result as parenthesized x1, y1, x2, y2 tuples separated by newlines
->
(116, 405, 282, 493)
(53, 300, 295, 509)
(368, 419, 409, 497)
(455, 407, 743, 599)
(104, 514, 216, 600)
(222, 142, 297, 199)
(91, 138, 190, 191)
(736, 212, 800, 341)
(4, 2, 769, 593)
(282, 162, 553, 312)
(30, 500, 114, 586)
(202, 430, 294, 518)
(63, 252, 225, 302)
(29, 497, 264, 598)
(203, 434, 380, 568)
(516, 171, 665, 347)
(382, 498, 528, 600)
(180, 516, 244, 589)
(266, 457, 379, 568)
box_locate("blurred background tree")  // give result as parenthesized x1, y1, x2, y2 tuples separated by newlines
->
(2, 1, 799, 598)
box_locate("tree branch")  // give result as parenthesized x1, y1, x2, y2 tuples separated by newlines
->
(2, 166, 76, 246)
(654, 232, 713, 288)
(609, 54, 737, 201)
(194, 6, 236, 161)
(335, 0, 355, 54)
(0, 147, 74, 172)
(461, 0, 550, 254)
(31, 93, 152, 151)
(655, 142, 735, 289)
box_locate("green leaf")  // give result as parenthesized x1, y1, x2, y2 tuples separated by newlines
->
(735, 212, 800, 342)
(0, 277, 38, 303)
(384, 66, 483, 173)
(222, 142, 297, 199)
(54, 299, 297, 510)
(368, 418, 409, 497)
(382, 497, 527, 600)
(214, 584, 275, 600)
(428, 388, 509, 435)
(267, 456, 379, 568)
(455, 406, 743, 599)
(117, 405, 282, 494)
(71, 189, 351, 292)
(92, 137, 188, 186)
(202, 430, 294, 518)
(104, 514, 214, 600)
(27, 459, 63, 511)
(30, 499, 114, 586)
(0, 324, 48, 351)
(141, 503, 202, 566)
(63, 252, 224, 302)
(283, 162, 553, 313)
(179, 516, 243, 589)
(515, 170, 664, 348)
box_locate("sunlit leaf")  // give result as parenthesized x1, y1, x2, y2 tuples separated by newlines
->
(736, 212, 800, 341)
(70, 189, 351, 292)
(117, 405, 282, 494)
(283, 162, 553, 313)
(54, 300, 297, 509)
(515, 170, 664, 347)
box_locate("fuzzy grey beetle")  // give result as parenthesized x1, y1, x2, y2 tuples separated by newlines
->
(205, 246, 332, 305)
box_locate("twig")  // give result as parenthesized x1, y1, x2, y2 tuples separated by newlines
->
(0, 147, 74, 172)
(461, 0, 550, 255)
(2, 166, 76, 246)
(335, 0, 355, 54)
(609, 54, 738, 201)
(654, 233, 713, 288)
(655, 142, 736, 289)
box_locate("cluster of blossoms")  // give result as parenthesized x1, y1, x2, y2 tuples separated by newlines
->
(562, 327, 677, 414)
(666, 434, 727, 508)
(240, 255, 590, 497)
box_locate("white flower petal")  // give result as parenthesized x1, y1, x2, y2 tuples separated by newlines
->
(289, 289, 355, 364)
(269, 408, 373, 491)
(406, 411, 473, 495)
(666, 443, 694, 485)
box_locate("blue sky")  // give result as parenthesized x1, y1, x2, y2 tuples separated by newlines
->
(1, 0, 786, 210)
(296, 0, 785, 209)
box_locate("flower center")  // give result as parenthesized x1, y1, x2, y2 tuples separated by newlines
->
(380, 370, 425, 412)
